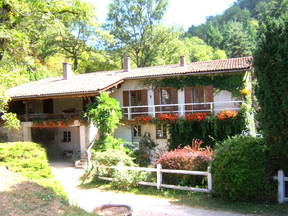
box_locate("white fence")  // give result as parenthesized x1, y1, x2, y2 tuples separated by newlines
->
(96, 163, 212, 193)
(273, 170, 288, 204)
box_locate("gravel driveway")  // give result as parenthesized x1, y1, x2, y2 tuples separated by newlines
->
(51, 161, 253, 216)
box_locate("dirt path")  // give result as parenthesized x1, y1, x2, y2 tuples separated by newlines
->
(51, 161, 255, 216)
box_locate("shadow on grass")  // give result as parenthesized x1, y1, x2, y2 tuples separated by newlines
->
(81, 179, 288, 216)
(0, 181, 96, 216)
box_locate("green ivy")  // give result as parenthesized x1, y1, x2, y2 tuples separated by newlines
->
(143, 73, 246, 97)
(168, 114, 245, 149)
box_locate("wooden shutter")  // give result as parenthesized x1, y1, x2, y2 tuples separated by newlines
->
(123, 91, 129, 106)
(205, 85, 214, 102)
(170, 88, 178, 113)
(184, 87, 192, 113)
(170, 88, 178, 104)
(154, 89, 160, 105)
(140, 90, 148, 105)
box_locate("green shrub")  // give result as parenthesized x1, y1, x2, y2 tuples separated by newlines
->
(0, 142, 66, 199)
(111, 169, 146, 191)
(0, 142, 52, 179)
(91, 149, 135, 167)
(212, 136, 273, 201)
(133, 132, 157, 166)
(82, 149, 136, 183)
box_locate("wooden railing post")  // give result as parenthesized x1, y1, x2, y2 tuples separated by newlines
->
(207, 166, 212, 192)
(157, 164, 162, 189)
(278, 170, 285, 204)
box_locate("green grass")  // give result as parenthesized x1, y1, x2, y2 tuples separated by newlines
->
(0, 142, 96, 216)
(82, 179, 288, 216)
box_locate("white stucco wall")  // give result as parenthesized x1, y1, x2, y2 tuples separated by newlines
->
(56, 127, 80, 154)
(110, 80, 149, 107)
(0, 126, 23, 142)
(213, 90, 240, 113)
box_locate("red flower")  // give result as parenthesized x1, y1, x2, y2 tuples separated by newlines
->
(216, 110, 238, 120)
(158, 114, 178, 121)
(135, 115, 153, 123)
(185, 112, 209, 121)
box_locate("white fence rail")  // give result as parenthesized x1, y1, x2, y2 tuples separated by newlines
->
(273, 170, 288, 204)
(96, 163, 212, 193)
(122, 101, 243, 120)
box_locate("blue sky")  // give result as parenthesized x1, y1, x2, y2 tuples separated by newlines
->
(89, 0, 237, 30)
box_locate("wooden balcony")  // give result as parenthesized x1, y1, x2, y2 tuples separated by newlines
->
(20, 111, 84, 122)
(122, 101, 243, 120)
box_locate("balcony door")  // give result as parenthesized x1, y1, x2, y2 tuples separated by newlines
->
(123, 90, 148, 118)
(184, 86, 213, 113)
(154, 88, 178, 115)
(43, 99, 54, 114)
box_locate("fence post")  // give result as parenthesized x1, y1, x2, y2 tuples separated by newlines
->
(157, 164, 162, 190)
(207, 166, 212, 192)
(278, 170, 285, 204)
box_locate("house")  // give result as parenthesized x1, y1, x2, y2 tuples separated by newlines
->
(1, 56, 252, 159)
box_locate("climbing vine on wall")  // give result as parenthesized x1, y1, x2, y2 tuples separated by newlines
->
(143, 73, 246, 97)
(168, 112, 246, 150)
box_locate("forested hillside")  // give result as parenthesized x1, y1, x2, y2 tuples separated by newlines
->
(186, 0, 288, 58)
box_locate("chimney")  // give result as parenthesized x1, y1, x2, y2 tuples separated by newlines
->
(123, 57, 131, 72)
(180, 56, 186, 67)
(63, 62, 73, 80)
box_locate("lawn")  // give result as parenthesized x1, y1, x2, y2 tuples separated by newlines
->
(82, 179, 288, 216)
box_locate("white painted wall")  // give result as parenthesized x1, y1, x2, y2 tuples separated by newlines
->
(56, 126, 80, 155)
(213, 90, 240, 113)
(85, 123, 99, 148)
(110, 80, 149, 107)
(114, 125, 132, 143)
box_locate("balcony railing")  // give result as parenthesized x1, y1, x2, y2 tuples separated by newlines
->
(20, 111, 84, 121)
(123, 101, 243, 120)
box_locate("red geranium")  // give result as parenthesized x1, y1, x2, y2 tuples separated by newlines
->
(135, 115, 153, 123)
(158, 114, 178, 121)
(185, 112, 209, 121)
(216, 110, 238, 120)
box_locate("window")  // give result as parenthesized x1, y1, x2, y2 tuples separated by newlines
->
(130, 91, 142, 106)
(160, 89, 171, 104)
(132, 125, 141, 137)
(63, 131, 71, 142)
(156, 124, 167, 139)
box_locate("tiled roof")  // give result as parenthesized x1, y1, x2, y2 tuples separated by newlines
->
(7, 56, 252, 99)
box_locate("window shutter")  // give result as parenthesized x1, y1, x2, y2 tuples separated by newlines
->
(184, 87, 192, 113)
(123, 91, 129, 106)
(154, 89, 160, 105)
(205, 85, 214, 102)
(170, 88, 178, 104)
(140, 89, 148, 105)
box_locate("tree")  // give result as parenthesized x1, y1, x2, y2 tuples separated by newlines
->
(254, 14, 288, 173)
(222, 21, 255, 57)
(86, 92, 123, 151)
(105, 0, 169, 67)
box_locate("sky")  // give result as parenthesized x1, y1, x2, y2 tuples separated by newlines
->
(90, 0, 237, 30)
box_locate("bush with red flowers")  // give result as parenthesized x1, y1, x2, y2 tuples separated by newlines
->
(157, 139, 213, 186)
(185, 112, 209, 121)
(216, 110, 238, 120)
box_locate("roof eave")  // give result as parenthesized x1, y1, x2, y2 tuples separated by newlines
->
(125, 68, 251, 80)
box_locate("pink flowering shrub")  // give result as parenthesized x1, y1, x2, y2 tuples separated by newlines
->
(156, 139, 213, 186)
